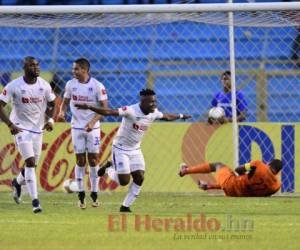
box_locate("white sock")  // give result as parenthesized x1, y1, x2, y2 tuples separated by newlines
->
(122, 182, 142, 208)
(75, 165, 85, 192)
(89, 166, 99, 193)
(107, 167, 119, 185)
(25, 167, 38, 200)
(16, 171, 26, 185)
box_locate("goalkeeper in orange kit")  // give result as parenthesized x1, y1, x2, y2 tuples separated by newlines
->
(179, 159, 282, 197)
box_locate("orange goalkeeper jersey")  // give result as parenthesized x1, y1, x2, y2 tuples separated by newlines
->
(218, 160, 281, 197)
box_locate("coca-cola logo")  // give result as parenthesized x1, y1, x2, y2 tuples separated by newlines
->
(0, 126, 119, 192)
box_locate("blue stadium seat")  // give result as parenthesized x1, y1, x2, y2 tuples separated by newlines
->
(235, 40, 264, 59)
(0, 41, 53, 61)
(268, 111, 300, 122)
(155, 93, 212, 121)
(199, 0, 228, 3)
(94, 72, 147, 95)
(154, 75, 220, 95)
(267, 75, 300, 93)
(152, 39, 229, 60)
(0, 28, 55, 41)
(1, 0, 17, 4)
(266, 38, 294, 59)
(100, 0, 125, 4)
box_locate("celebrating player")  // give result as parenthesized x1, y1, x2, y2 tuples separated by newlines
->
(0, 56, 56, 213)
(58, 58, 108, 209)
(75, 89, 191, 212)
(179, 159, 282, 197)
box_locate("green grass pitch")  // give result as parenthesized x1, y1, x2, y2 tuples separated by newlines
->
(0, 192, 299, 250)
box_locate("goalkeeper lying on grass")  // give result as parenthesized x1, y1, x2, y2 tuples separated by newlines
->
(179, 159, 282, 197)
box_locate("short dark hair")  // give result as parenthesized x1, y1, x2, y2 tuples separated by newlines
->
(222, 70, 231, 77)
(74, 58, 90, 72)
(139, 88, 156, 96)
(269, 159, 282, 173)
(23, 56, 36, 64)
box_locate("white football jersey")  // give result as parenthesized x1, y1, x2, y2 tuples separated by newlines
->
(64, 77, 108, 129)
(113, 103, 163, 150)
(0, 76, 55, 133)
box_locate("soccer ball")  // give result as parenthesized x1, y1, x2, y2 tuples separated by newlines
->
(62, 179, 79, 193)
(208, 107, 225, 120)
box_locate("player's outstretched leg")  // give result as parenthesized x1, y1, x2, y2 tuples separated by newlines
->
(12, 178, 22, 204)
(178, 162, 212, 176)
(78, 191, 86, 209)
(32, 199, 42, 213)
(97, 161, 112, 177)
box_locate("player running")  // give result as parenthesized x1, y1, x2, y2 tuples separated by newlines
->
(0, 56, 56, 213)
(75, 88, 191, 212)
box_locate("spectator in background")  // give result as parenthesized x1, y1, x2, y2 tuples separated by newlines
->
(208, 70, 247, 125)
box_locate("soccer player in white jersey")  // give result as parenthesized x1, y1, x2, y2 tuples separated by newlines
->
(58, 58, 108, 209)
(75, 89, 191, 212)
(0, 56, 56, 213)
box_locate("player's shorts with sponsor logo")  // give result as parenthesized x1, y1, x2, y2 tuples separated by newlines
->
(71, 128, 101, 154)
(112, 144, 145, 174)
(14, 129, 43, 163)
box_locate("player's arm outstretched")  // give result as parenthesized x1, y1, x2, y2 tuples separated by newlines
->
(160, 113, 192, 121)
(85, 99, 108, 132)
(75, 103, 119, 116)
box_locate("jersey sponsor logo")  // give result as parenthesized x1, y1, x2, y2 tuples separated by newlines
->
(21, 97, 43, 104)
(39, 88, 44, 92)
(22, 97, 29, 103)
(21, 89, 26, 94)
(132, 122, 148, 132)
(2, 89, 7, 96)
(101, 89, 107, 95)
(72, 87, 77, 92)
(88, 87, 93, 92)
(72, 95, 92, 102)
